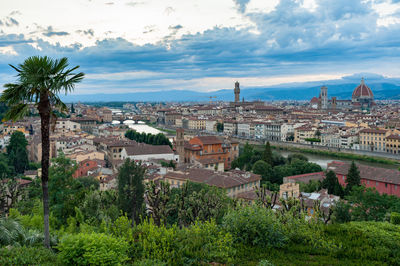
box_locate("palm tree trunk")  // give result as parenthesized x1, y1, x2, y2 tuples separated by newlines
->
(39, 95, 51, 249)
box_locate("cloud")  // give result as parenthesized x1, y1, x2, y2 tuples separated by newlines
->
(0, 16, 19, 27)
(42, 26, 69, 37)
(143, 25, 157, 34)
(164, 7, 175, 15)
(233, 0, 251, 13)
(9, 11, 21, 16)
(1, 0, 400, 94)
(168, 25, 183, 30)
(126, 1, 144, 7)
(105, 2, 114, 5)
(76, 29, 95, 36)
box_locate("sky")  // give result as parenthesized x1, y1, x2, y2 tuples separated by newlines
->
(1, 0, 400, 95)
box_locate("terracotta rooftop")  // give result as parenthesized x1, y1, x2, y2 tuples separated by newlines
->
(359, 128, 387, 134)
(164, 167, 261, 189)
(124, 143, 173, 156)
(193, 136, 223, 145)
(327, 161, 400, 185)
(386, 134, 400, 140)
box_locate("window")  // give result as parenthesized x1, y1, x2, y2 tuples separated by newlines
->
(385, 183, 388, 188)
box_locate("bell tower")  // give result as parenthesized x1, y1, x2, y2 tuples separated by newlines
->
(234, 81, 240, 102)
(176, 128, 185, 163)
(320, 86, 328, 109)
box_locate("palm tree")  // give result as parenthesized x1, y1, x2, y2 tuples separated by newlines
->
(0, 56, 84, 248)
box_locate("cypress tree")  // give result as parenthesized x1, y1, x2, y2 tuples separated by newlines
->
(322, 170, 343, 196)
(263, 141, 273, 166)
(345, 161, 361, 194)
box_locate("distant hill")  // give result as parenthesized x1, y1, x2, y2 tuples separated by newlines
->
(62, 75, 400, 102)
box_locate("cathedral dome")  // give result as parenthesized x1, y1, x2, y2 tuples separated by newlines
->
(310, 97, 319, 104)
(352, 78, 373, 99)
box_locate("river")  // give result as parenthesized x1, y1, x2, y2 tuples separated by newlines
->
(277, 150, 399, 170)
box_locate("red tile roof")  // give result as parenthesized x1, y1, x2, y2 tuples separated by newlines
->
(327, 161, 400, 185)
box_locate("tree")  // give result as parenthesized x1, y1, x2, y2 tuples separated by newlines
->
(255, 185, 278, 209)
(117, 159, 145, 225)
(7, 131, 29, 174)
(332, 200, 352, 223)
(344, 186, 400, 222)
(0, 56, 84, 248)
(70, 103, 75, 113)
(262, 141, 273, 166)
(287, 153, 308, 163)
(322, 170, 343, 197)
(125, 129, 172, 147)
(345, 161, 361, 194)
(300, 180, 322, 193)
(231, 142, 254, 170)
(252, 160, 273, 184)
(216, 122, 224, 132)
(48, 154, 95, 226)
(145, 180, 172, 226)
(78, 189, 119, 226)
(0, 154, 12, 178)
(175, 181, 231, 226)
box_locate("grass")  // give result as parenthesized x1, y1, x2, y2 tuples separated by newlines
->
(233, 244, 387, 266)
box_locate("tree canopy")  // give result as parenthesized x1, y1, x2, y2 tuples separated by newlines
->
(7, 131, 29, 174)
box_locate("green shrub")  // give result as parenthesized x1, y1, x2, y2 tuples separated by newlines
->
(277, 210, 339, 255)
(222, 205, 287, 248)
(390, 212, 400, 225)
(0, 247, 59, 266)
(177, 220, 235, 264)
(57, 232, 129, 265)
(133, 219, 179, 263)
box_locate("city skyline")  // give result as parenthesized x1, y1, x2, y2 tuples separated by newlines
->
(1, 0, 400, 95)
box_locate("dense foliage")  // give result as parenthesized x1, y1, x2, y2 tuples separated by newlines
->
(6, 131, 29, 174)
(232, 143, 322, 186)
(125, 129, 172, 147)
(1, 153, 400, 265)
(333, 186, 400, 222)
(58, 233, 129, 265)
(118, 159, 145, 224)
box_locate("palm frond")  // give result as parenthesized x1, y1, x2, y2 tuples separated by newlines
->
(2, 103, 29, 122)
(1, 56, 84, 123)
